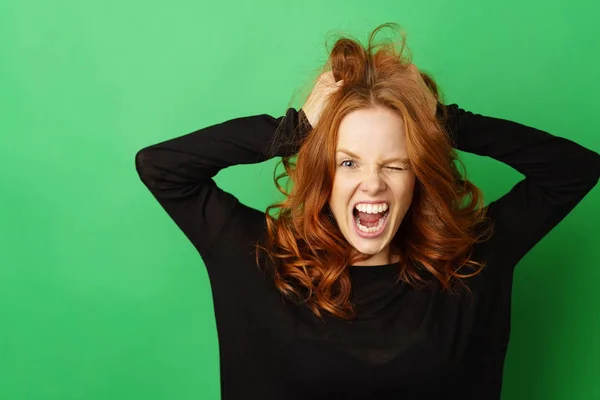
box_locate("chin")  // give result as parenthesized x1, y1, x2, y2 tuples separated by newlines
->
(348, 235, 389, 255)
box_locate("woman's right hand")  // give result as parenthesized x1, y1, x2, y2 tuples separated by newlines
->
(300, 71, 344, 127)
(301, 66, 437, 125)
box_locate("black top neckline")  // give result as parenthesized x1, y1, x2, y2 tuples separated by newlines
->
(348, 262, 400, 279)
(349, 262, 400, 269)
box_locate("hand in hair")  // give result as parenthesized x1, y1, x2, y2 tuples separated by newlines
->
(300, 71, 343, 127)
(301, 66, 436, 125)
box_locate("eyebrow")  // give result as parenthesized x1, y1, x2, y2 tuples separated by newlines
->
(335, 149, 409, 164)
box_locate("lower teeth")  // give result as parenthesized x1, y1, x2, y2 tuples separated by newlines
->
(355, 214, 385, 233)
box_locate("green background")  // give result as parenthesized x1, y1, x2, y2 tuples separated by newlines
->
(2, 0, 599, 399)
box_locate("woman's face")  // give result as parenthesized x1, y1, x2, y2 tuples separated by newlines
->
(328, 106, 416, 266)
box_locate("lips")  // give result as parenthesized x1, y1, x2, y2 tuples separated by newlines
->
(352, 200, 390, 210)
(348, 199, 391, 238)
(352, 206, 390, 238)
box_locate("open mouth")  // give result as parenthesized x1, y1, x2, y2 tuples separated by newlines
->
(352, 204, 390, 237)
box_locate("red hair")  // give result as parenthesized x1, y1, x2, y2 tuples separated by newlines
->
(256, 23, 493, 320)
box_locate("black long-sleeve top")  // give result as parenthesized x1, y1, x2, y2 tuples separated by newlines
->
(135, 103, 600, 400)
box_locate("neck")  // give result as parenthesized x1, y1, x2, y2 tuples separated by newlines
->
(352, 247, 401, 267)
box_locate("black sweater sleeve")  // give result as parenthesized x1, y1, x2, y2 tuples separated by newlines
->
(136, 102, 600, 270)
(440, 103, 600, 399)
(134, 108, 311, 259)
(441, 103, 600, 271)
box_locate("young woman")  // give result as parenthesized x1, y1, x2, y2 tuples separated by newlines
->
(135, 24, 600, 400)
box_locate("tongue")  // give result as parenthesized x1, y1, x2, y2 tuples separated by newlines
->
(357, 211, 386, 227)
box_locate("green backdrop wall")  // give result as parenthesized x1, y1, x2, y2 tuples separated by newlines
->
(2, 0, 599, 399)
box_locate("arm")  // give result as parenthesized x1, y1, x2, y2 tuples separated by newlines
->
(440, 102, 600, 269)
(439, 103, 600, 397)
(134, 107, 311, 259)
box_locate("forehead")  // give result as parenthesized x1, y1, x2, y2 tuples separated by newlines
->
(336, 107, 407, 156)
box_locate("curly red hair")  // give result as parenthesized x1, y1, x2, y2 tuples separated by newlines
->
(256, 23, 493, 320)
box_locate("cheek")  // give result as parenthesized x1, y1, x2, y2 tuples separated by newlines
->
(329, 178, 354, 214)
(392, 176, 416, 205)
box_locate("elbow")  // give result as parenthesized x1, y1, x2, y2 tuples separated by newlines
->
(134, 148, 147, 178)
(586, 148, 600, 185)
(592, 154, 600, 193)
(594, 151, 600, 182)
(556, 148, 600, 200)
(576, 149, 600, 194)
(135, 148, 157, 187)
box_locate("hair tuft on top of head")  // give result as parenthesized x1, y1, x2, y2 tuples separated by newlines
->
(325, 23, 411, 86)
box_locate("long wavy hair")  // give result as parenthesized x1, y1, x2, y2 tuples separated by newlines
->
(255, 23, 493, 320)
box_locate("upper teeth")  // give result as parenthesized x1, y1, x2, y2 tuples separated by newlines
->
(355, 203, 388, 214)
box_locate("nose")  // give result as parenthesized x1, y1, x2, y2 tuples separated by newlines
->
(359, 169, 386, 195)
